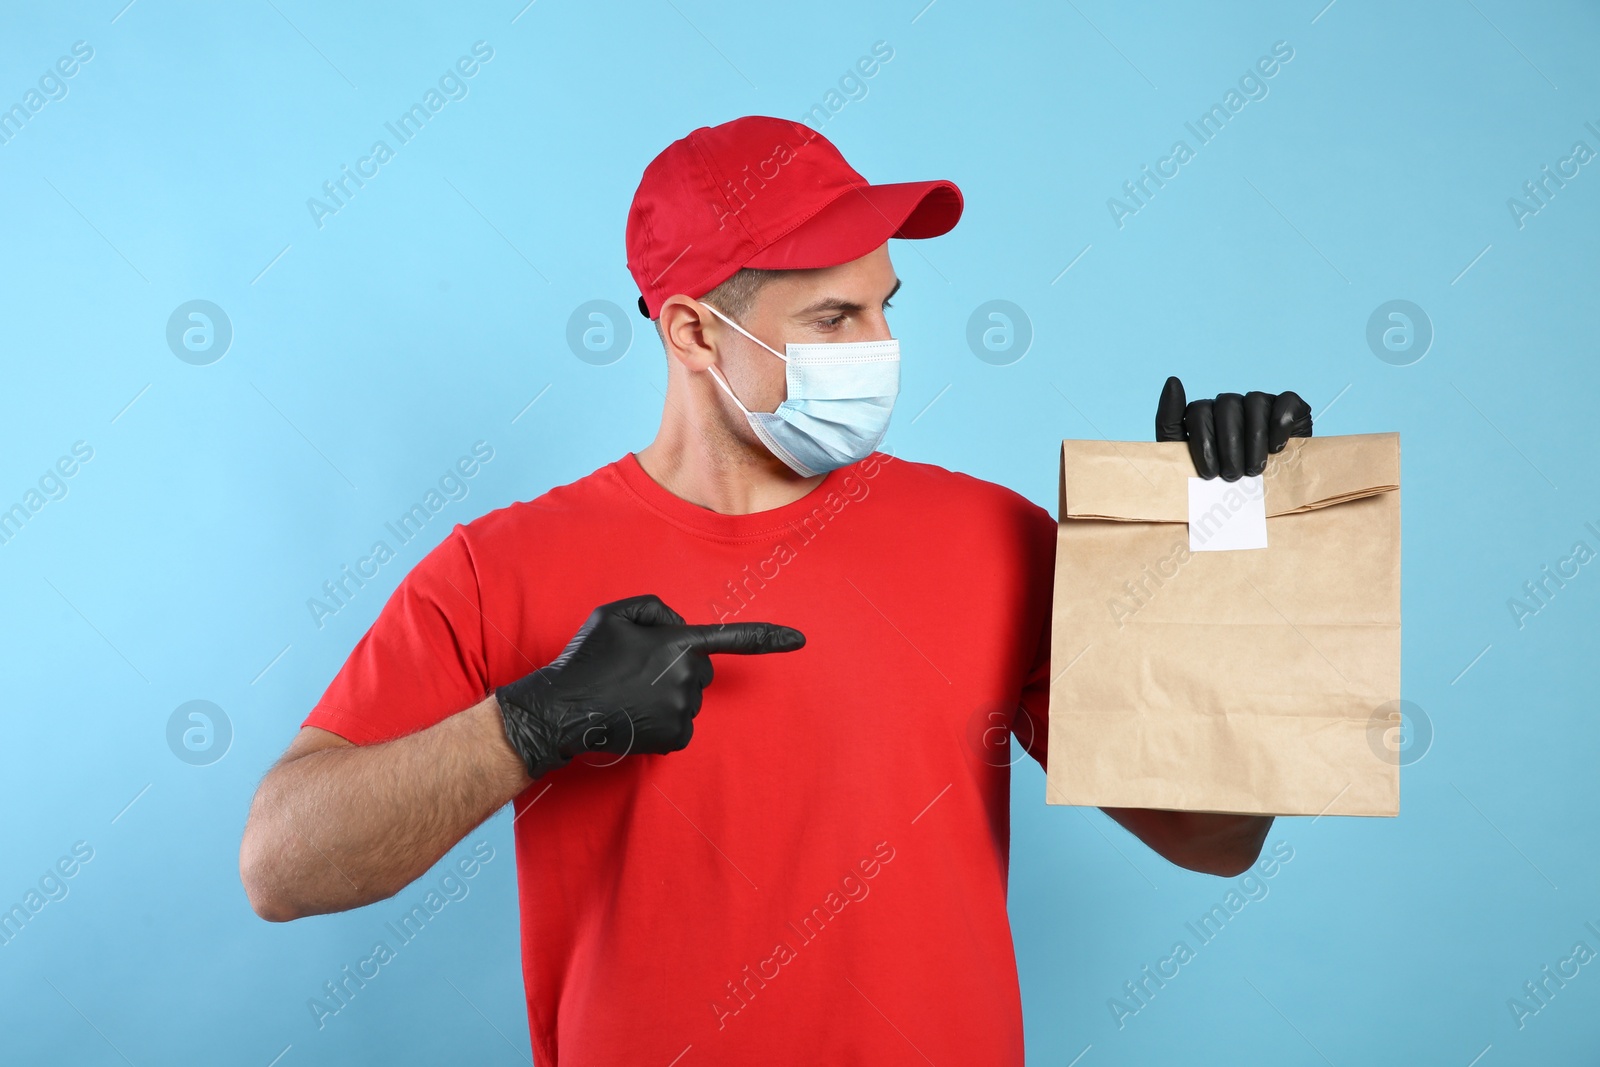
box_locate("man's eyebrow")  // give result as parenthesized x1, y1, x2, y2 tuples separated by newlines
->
(792, 278, 903, 318)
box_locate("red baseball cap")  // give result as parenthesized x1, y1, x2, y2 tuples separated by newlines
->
(626, 115, 962, 318)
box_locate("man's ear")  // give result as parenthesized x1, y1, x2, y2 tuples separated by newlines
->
(657, 295, 716, 370)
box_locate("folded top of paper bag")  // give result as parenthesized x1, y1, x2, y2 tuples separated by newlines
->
(1058, 432, 1399, 523)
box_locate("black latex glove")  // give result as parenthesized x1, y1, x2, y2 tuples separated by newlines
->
(1155, 376, 1313, 481)
(495, 594, 805, 780)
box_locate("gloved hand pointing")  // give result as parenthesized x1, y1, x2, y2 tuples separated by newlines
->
(495, 594, 805, 780)
(1156, 375, 1312, 480)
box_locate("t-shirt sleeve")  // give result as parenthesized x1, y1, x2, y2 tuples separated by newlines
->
(302, 526, 492, 746)
(1015, 502, 1056, 770)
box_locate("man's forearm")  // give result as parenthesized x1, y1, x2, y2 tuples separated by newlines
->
(240, 696, 532, 921)
(1102, 807, 1274, 877)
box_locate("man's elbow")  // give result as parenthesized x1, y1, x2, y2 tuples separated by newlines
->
(1181, 848, 1261, 878)
(1177, 830, 1269, 878)
(247, 891, 299, 924)
(239, 826, 300, 922)
(239, 816, 395, 921)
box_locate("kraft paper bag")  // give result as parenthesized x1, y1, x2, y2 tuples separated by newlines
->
(1045, 432, 1401, 817)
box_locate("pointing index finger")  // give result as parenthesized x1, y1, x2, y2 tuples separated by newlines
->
(679, 623, 807, 655)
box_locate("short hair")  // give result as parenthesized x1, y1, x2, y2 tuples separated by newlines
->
(698, 267, 784, 319)
(654, 266, 785, 345)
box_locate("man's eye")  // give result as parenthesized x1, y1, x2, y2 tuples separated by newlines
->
(882, 300, 893, 310)
(818, 315, 844, 329)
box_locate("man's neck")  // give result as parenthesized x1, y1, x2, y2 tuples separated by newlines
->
(635, 422, 825, 517)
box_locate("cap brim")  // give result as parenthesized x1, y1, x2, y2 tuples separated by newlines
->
(743, 179, 963, 271)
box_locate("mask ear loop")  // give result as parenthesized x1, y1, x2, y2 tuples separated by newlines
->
(705, 361, 753, 415)
(700, 301, 788, 361)
(698, 300, 788, 416)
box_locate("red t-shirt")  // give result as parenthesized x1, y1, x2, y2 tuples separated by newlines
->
(304, 450, 1057, 1065)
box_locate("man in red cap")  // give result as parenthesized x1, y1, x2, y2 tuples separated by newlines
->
(241, 116, 1311, 1063)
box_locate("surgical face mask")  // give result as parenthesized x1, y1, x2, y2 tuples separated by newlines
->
(700, 301, 900, 477)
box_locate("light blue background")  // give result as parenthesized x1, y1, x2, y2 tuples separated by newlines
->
(2, 0, 1596, 1063)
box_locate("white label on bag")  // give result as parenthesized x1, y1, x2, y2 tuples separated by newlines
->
(1188, 474, 1268, 551)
